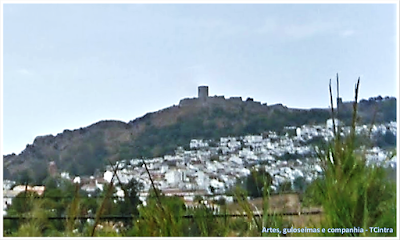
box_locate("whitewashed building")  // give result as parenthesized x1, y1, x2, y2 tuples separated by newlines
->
(165, 170, 183, 187)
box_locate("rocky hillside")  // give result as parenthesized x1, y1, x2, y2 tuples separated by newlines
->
(3, 96, 396, 183)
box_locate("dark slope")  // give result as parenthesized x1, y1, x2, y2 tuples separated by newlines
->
(3, 96, 396, 183)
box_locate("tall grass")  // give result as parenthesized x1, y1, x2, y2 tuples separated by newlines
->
(309, 76, 397, 236)
(232, 185, 286, 237)
(13, 199, 48, 237)
(65, 183, 80, 236)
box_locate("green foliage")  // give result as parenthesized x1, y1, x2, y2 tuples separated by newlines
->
(4, 174, 142, 237)
(278, 181, 292, 192)
(16, 169, 33, 185)
(111, 178, 143, 228)
(5, 194, 57, 237)
(130, 189, 186, 236)
(189, 204, 228, 236)
(303, 77, 396, 236)
(214, 197, 226, 206)
(244, 166, 273, 198)
(55, 131, 108, 177)
(194, 195, 203, 204)
(293, 176, 307, 193)
(29, 160, 49, 185)
(42, 176, 58, 189)
(308, 141, 397, 236)
(374, 130, 396, 149)
(7, 191, 39, 214)
(232, 184, 286, 237)
(358, 97, 396, 123)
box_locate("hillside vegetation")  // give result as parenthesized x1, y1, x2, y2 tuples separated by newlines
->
(3, 96, 396, 184)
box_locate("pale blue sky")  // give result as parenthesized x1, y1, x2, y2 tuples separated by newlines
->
(2, 3, 398, 155)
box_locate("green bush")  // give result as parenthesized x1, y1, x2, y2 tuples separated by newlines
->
(305, 77, 396, 236)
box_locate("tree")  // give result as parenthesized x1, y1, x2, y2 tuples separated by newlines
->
(214, 197, 226, 206)
(293, 176, 307, 193)
(383, 131, 396, 146)
(42, 176, 58, 190)
(7, 191, 39, 214)
(17, 169, 33, 185)
(245, 167, 273, 198)
(374, 130, 396, 148)
(279, 181, 292, 193)
(194, 195, 203, 204)
(114, 178, 143, 218)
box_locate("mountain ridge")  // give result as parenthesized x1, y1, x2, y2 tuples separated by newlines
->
(3, 93, 396, 183)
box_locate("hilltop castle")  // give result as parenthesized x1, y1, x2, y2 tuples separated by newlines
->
(179, 86, 266, 108)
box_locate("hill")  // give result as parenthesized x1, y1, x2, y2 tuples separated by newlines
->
(3, 91, 396, 184)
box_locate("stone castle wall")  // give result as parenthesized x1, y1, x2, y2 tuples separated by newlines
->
(179, 86, 266, 109)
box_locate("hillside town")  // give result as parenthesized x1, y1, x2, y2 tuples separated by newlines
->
(3, 120, 397, 214)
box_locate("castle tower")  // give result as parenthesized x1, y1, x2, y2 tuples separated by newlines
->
(198, 86, 209, 101)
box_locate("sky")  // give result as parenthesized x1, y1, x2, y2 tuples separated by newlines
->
(2, 3, 398, 155)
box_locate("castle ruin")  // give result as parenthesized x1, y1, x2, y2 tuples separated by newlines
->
(178, 86, 265, 108)
(198, 86, 209, 102)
